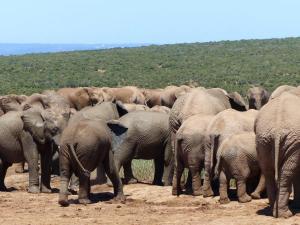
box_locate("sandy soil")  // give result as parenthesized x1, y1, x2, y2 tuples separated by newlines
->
(0, 166, 300, 225)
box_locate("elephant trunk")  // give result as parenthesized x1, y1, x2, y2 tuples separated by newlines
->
(67, 144, 90, 178)
(214, 151, 222, 180)
(274, 133, 280, 218)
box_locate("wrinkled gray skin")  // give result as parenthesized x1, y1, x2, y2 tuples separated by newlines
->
(0, 94, 27, 116)
(0, 110, 63, 193)
(255, 92, 300, 218)
(247, 87, 269, 110)
(172, 114, 213, 196)
(66, 101, 128, 191)
(58, 119, 126, 206)
(203, 109, 258, 197)
(215, 132, 265, 204)
(108, 111, 173, 186)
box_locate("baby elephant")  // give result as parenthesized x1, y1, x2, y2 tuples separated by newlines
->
(172, 114, 213, 196)
(215, 132, 265, 204)
(58, 119, 126, 206)
(108, 111, 172, 186)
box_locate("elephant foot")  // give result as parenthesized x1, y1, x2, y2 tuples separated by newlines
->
(28, 185, 40, 194)
(172, 188, 182, 196)
(0, 185, 8, 192)
(41, 185, 52, 193)
(219, 197, 230, 204)
(152, 180, 164, 186)
(58, 195, 69, 207)
(273, 208, 293, 218)
(78, 198, 91, 205)
(238, 194, 252, 203)
(114, 194, 126, 203)
(193, 188, 203, 196)
(250, 192, 261, 199)
(123, 177, 138, 185)
(203, 188, 214, 198)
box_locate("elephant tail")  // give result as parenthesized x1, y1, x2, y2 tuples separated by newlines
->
(67, 143, 90, 178)
(210, 134, 220, 179)
(274, 133, 280, 218)
(214, 150, 222, 180)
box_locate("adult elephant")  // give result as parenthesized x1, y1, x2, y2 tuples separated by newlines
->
(103, 86, 146, 105)
(247, 86, 269, 109)
(255, 92, 300, 218)
(57, 87, 105, 110)
(0, 109, 68, 193)
(0, 94, 27, 116)
(203, 109, 258, 197)
(107, 111, 172, 186)
(270, 85, 296, 100)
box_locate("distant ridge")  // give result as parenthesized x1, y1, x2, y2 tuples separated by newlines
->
(0, 43, 152, 56)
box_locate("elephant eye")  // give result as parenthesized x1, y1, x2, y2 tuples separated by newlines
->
(52, 126, 59, 134)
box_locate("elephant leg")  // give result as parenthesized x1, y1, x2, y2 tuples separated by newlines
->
(203, 156, 214, 197)
(15, 161, 25, 173)
(274, 155, 298, 218)
(172, 160, 184, 196)
(40, 145, 52, 193)
(162, 138, 174, 186)
(184, 171, 193, 194)
(78, 175, 91, 205)
(51, 150, 60, 176)
(292, 177, 300, 208)
(153, 157, 164, 186)
(251, 174, 266, 199)
(22, 134, 40, 194)
(104, 150, 125, 202)
(95, 164, 107, 185)
(69, 174, 79, 193)
(58, 156, 72, 206)
(0, 158, 11, 191)
(237, 178, 252, 203)
(219, 171, 230, 204)
(189, 165, 202, 196)
(123, 160, 138, 184)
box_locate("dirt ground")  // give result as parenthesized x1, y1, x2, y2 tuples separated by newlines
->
(0, 166, 300, 225)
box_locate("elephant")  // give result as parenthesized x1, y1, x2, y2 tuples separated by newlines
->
(107, 111, 173, 186)
(203, 109, 258, 197)
(215, 132, 265, 204)
(270, 85, 296, 100)
(172, 114, 214, 196)
(255, 92, 300, 218)
(0, 109, 68, 193)
(102, 86, 146, 105)
(0, 94, 27, 115)
(57, 87, 101, 110)
(58, 118, 126, 206)
(247, 86, 269, 110)
(144, 85, 192, 108)
(63, 101, 128, 191)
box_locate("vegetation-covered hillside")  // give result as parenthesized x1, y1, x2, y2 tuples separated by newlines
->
(0, 37, 300, 95)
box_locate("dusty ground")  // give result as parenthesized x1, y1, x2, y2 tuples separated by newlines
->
(0, 166, 300, 225)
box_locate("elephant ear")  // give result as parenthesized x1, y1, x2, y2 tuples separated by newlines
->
(227, 92, 247, 111)
(21, 111, 45, 144)
(115, 101, 128, 117)
(107, 120, 128, 152)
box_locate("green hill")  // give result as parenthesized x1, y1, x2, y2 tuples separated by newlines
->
(1, 37, 300, 95)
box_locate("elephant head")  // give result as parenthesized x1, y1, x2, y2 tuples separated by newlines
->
(227, 92, 247, 111)
(0, 94, 26, 113)
(21, 110, 46, 145)
(42, 109, 71, 146)
(84, 87, 115, 105)
(247, 87, 269, 110)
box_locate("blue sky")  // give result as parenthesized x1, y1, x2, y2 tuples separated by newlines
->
(0, 0, 299, 44)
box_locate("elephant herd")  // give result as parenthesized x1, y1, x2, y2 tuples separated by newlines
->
(0, 84, 299, 218)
